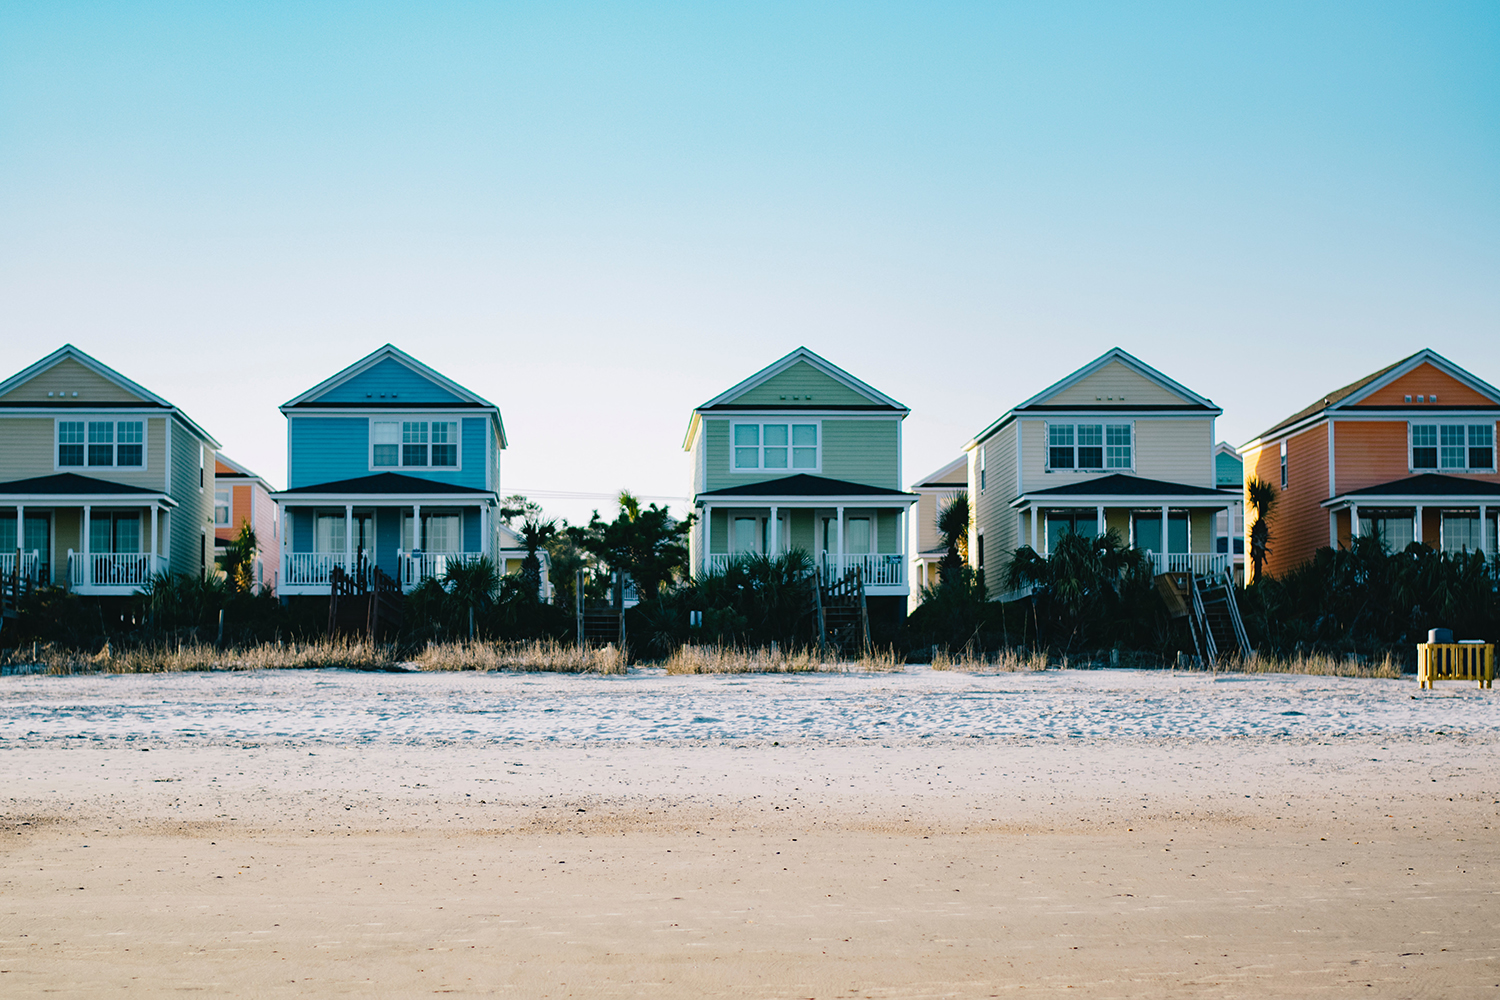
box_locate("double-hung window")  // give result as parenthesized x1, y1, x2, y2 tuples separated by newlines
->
(1411, 423, 1495, 472)
(732, 422, 818, 471)
(214, 490, 231, 526)
(372, 419, 460, 469)
(1047, 423, 1131, 471)
(58, 419, 145, 469)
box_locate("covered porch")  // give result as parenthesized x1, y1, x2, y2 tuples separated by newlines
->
(272, 474, 499, 596)
(695, 475, 918, 597)
(1013, 474, 1238, 577)
(1323, 474, 1500, 556)
(0, 473, 175, 595)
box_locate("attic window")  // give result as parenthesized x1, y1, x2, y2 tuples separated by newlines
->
(1405, 395, 1412, 403)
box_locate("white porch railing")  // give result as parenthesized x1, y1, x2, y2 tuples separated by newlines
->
(66, 550, 156, 588)
(1148, 552, 1230, 576)
(399, 550, 481, 589)
(824, 553, 905, 586)
(283, 553, 348, 588)
(704, 553, 731, 575)
(0, 550, 41, 584)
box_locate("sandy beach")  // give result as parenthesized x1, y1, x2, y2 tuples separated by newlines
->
(3, 668, 1498, 997)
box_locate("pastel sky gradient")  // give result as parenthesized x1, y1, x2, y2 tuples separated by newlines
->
(2, 2, 1496, 522)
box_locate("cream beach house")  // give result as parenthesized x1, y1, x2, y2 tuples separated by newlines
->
(0, 345, 221, 595)
(964, 348, 1236, 595)
(684, 348, 918, 617)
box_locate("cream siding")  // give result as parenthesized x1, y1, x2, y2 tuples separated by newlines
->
(969, 422, 1019, 592)
(1044, 360, 1189, 407)
(0, 357, 145, 404)
(0, 418, 54, 476)
(1019, 416, 1215, 490)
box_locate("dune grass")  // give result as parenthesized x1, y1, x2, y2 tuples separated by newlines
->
(414, 639, 625, 674)
(662, 644, 902, 674)
(929, 647, 1052, 672)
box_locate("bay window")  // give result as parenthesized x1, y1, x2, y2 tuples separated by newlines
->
(372, 419, 460, 469)
(1046, 423, 1132, 471)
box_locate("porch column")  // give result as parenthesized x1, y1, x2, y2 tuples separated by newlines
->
(1029, 507, 1038, 551)
(703, 504, 712, 574)
(1350, 504, 1360, 541)
(82, 505, 91, 586)
(344, 503, 354, 571)
(1161, 505, 1170, 556)
(769, 505, 779, 556)
(14, 504, 21, 559)
(1329, 509, 1338, 548)
(150, 504, 159, 576)
(1414, 505, 1424, 545)
(1096, 505, 1105, 539)
(1481, 505, 1490, 557)
(279, 503, 288, 581)
(836, 506, 845, 576)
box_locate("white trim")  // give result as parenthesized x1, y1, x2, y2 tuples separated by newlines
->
(52, 416, 150, 473)
(1040, 419, 1136, 475)
(1337, 349, 1500, 410)
(1327, 421, 1336, 495)
(367, 416, 464, 473)
(1406, 418, 1497, 474)
(909, 455, 967, 491)
(695, 347, 907, 413)
(727, 419, 822, 475)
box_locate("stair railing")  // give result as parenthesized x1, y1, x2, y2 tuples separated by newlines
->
(1221, 567, 1252, 659)
(1188, 572, 1217, 668)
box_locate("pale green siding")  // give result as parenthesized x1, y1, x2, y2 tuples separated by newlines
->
(789, 509, 816, 552)
(701, 417, 899, 492)
(877, 509, 899, 551)
(0, 415, 171, 491)
(0, 418, 54, 477)
(731, 361, 873, 407)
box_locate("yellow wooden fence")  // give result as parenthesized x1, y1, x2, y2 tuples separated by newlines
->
(1417, 643, 1494, 689)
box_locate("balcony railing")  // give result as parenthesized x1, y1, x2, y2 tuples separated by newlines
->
(0, 550, 42, 586)
(1148, 552, 1231, 577)
(66, 550, 157, 589)
(701, 552, 905, 587)
(283, 553, 349, 588)
(399, 550, 481, 589)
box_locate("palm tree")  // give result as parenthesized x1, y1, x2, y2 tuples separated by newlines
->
(219, 524, 259, 594)
(935, 491, 970, 573)
(443, 556, 499, 638)
(1246, 476, 1278, 582)
(518, 516, 558, 601)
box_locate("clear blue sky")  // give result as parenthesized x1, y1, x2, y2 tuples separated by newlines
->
(2, 2, 1496, 522)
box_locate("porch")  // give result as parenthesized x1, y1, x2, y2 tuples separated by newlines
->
(1323, 474, 1500, 556)
(0, 474, 177, 596)
(272, 474, 500, 597)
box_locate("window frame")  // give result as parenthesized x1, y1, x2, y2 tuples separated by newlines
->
(214, 490, 232, 527)
(368, 417, 463, 472)
(1409, 421, 1496, 474)
(55, 417, 148, 471)
(729, 420, 822, 474)
(1043, 421, 1134, 473)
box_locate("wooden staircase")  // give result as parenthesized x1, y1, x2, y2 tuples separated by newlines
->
(815, 566, 870, 658)
(1157, 568, 1250, 667)
(575, 569, 625, 648)
(1, 550, 36, 622)
(328, 555, 404, 641)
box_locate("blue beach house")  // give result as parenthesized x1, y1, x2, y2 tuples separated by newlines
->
(271, 345, 506, 595)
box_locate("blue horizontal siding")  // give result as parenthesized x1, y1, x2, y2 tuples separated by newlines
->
(288, 415, 489, 490)
(314, 357, 464, 404)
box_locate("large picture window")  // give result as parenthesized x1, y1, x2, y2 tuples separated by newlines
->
(1046, 423, 1131, 471)
(1411, 423, 1494, 472)
(371, 420, 460, 470)
(57, 420, 145, 469)
(732, 422, 819, 471)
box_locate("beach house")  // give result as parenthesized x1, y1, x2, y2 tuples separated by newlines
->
(964, 348, 1235, 596)
(0, 345, 220, 595)
(684, 348, 918, 617)
(1240, 349, 1500, 581)
(907, 456, 967, 611)
(213, 455, 280, 593)
(271, 345, 507, 595)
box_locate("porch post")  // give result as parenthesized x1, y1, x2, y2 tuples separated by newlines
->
(82, 505, 91, 586)
(1029, 507, 1038, 551)
(279, 503, 288, 583)
(14, 503, 21, 560)
(769, 505, 779, 556)
(703, 504, 712, 574)
(836, 506, 845, 577)
(1329, 509, 1338, 548)
(150, 504, 158, 576)
(1096, 505, 1104, 539)
(1414, 505, 1424, 545)
(344, 503, 354, 572)
(1350, 504, 1360, 541)
(1160, 505, 1169, 557)
(1481, 505, 1490, 557)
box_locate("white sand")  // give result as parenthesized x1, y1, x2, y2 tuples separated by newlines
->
(3, 668, 1498, 996)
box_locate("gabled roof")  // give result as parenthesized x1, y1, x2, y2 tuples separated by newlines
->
(273, 472, 495, 498)
(697, 473, 915, 499)
(215, 454, 276, 491)
(0, 345, 221, 448)
(282, 344, 507, 446)
(685, 347, 906, 450)
(966, 348, 1219, 448)
(1250, 350, 1500, 445)
(911, 456, 968, 490)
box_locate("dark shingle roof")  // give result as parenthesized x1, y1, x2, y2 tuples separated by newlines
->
(276, 473, 493, 496)
(0, 473, 162, 496)
(1256, 354, 1415, 440)
(698, 474, 913, 499)
(1023, 474, 1226, 499)
(1337, 473, 1500, 499)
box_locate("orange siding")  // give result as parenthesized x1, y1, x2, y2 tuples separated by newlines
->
(1334, 419, 1500, 493)
(1357, 363, 1493, 407)
(1270, 426, 1331, 578)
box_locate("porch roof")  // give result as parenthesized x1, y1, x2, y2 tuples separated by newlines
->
(1012, 473, 1228, 508)
(272, 472, 495, 503)
(0, 472, 176, 506)
(697, 474, 916, 502)
(1322, 473, 1500, 509)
